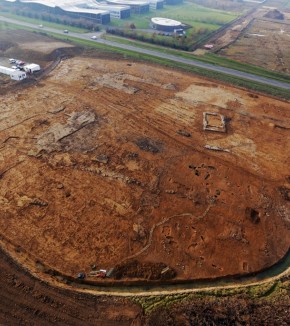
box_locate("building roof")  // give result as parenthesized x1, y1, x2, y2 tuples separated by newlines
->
(20, 0, 57, 8)
(70, 0, 131, 11)
(61, 5, 110, 15)
(151, 17, 182, 27)
(4, 0, 111, 14)
(106, 0, 150, 5)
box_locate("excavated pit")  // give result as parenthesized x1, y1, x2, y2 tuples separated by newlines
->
(0, 30, 289, 284)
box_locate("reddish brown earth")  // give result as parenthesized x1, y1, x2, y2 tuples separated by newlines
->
(0, 31, 289, 286)
(1, 244, 289, 325)
(0, 246, 142, 326)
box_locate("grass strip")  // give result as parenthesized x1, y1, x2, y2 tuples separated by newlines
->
(48, 32, 290, 100)
(0, 12, 87, 33)
(104, 34, 290, 84)
(1, 22, 289, 100)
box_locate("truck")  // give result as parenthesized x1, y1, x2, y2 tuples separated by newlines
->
(24, 64, 41, 73)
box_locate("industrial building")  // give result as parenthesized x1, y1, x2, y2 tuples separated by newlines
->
(0, 66, 27, 80)
(3, 0, 166, 20)
(149, 0, 164, 10)
(106, 0, 150, 14)
(66, 0, 131, 19)
(165, 0, 183, 4)
(151, 17, 183, 32)
(89, 4, 131, 19)
(3, 0, 111, 24)
(55, 5, 111, 24)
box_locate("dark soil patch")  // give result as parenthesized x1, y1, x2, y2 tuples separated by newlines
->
(0, 40, 15, 51)
(114, 260, 176, 280)
(135, 138, 163, 154)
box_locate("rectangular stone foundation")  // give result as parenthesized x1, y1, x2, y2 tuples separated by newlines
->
(203, 112, 226, 132)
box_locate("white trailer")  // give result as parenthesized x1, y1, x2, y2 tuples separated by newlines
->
(0, 65, 27, 80)
(24, 63, 41, 73)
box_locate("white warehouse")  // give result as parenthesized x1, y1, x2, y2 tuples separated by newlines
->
(0, 66, 27, 81)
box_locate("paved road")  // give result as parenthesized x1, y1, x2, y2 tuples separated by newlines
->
(0, 15, 290, 298)
(1, 15, 290, 90)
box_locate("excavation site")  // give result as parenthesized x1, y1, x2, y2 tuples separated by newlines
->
(0, 30, 289, 288)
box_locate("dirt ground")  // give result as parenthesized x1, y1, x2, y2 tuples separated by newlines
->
(201, 5, 290, 74)
(1, 245, 288, 326)
(0, 246, 142, 326)
(201, 5, 267, 53)
(0, 30, 289, 285)
(0, 29, 73, 65)
(147, 292, 290, 325)
(220, 18, 290, 73)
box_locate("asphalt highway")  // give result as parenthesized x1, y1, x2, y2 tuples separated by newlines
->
(1, 15, 290, 90)
(0, 16, 290, 298)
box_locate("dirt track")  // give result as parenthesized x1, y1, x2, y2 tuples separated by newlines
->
(0, 246, 142, 326)
(1, 244, 289, 326)
(0, 25, 290, 326)
(0, 30, 290, 285)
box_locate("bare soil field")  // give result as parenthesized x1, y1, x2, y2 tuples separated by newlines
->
(0, 29, 73, 65)
(0, 30, 289, 287)
(219, 18, 290, 73)
(1, 246, 289, 326)
(0, 248, 142, 326)
(201, 6, 263, 53)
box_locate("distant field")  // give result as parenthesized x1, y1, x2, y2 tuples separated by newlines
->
(263, 0, 290, 9)
(110, 2, 238, 31)
(220, 18, 290, 74)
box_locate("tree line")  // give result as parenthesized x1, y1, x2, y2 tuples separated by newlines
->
(106, 27, 210, 51)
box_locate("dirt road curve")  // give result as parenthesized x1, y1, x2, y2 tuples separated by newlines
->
(0, 246, 142, 326)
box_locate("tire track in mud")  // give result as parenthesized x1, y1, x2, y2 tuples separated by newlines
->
(0, 246, 142, 325)
(1, 232, 289, 298)
(122, 201, 214, 263)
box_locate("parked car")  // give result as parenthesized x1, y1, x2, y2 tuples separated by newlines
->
(77, 272, 86, 280)
(63, 30, 69, 33)
(91, 35, 97, 40)
(16, 60, 25, 66)
(9, 58, 16, 64)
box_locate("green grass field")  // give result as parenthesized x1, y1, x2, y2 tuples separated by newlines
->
(0, 20, 32, 32)
(104, 34, 290, 83)
(109, 2, 237, 30)
(47, 32, 290, 100)
(0, 22, 289, 100)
